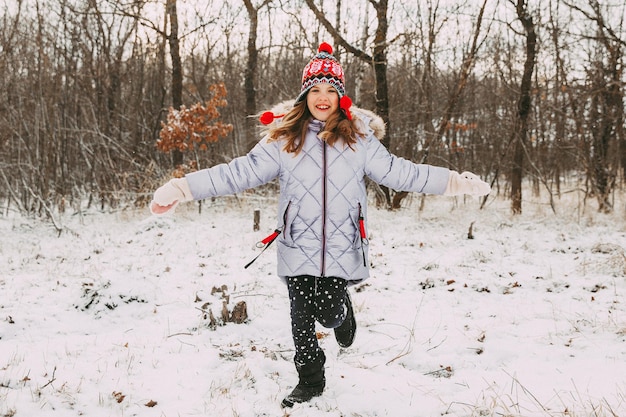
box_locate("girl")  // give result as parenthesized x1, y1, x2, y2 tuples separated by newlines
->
(151, 42, 490, 407)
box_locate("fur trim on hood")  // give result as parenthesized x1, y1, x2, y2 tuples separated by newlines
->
(259, 100, 386, 140)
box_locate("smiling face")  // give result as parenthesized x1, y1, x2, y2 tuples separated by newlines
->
(306, 83, 340, 122)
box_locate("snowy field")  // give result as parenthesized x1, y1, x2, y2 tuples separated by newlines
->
(1, 191, 625, 417)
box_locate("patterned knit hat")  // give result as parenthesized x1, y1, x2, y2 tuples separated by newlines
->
(259, 42, 353, 125)
(295, 42, 345, 103)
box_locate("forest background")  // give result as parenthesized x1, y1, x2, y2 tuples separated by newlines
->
(0, 0, 625, 220)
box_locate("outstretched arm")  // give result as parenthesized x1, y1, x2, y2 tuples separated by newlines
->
(364, 135, 490, 196)
(150, 137, 282, 215)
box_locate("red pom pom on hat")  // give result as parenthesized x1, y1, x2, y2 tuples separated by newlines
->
(259, 111, 285, 125)
(318, 42, 333, 54)
(340, 95, 353, 120)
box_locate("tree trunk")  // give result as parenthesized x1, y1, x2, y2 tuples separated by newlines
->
(510, 0, 537, 215)
(371, 0, 392, 208)
(166, 0, 183, 167)
(243, 0, 259, 150)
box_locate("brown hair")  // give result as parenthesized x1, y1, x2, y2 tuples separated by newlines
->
(267, 100, 363, 154)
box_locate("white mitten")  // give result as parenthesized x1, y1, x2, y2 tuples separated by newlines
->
(150, 177, 193, 215)
(444, 171, 491, 196)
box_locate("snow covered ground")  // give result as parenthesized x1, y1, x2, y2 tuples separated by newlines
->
(1, 191, 625, 417)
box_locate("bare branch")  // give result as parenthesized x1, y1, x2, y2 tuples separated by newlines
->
(303, 0, 373, 63)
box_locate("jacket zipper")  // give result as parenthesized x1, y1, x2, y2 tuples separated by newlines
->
(321, 141, 327, 277)
(358, 203, 367, 266)
(282, 201, 292, 239)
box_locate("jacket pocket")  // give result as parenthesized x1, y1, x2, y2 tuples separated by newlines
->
(350, 202, 368, 250)
(278, 200, 299, 248)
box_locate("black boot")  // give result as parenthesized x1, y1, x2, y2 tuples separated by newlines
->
(334, 291, 356, 348)
(281, 352, 326, 408)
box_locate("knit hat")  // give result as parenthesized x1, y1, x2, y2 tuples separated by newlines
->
(259, 42, 352, 125)
(295, 42, 345, 103)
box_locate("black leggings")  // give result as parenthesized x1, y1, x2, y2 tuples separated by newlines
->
(287, 275, 348, 364)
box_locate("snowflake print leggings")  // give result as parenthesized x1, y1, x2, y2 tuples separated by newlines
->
(287, 275, 348, 364)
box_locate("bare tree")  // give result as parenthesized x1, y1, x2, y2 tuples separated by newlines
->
(564, 0, 625, 212)
(164, 0, 184, 167)
(509, 0, 537, 215)
(242, 0, 272, 149)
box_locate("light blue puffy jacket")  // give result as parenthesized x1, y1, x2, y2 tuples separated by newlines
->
(185, 108, 450, 283)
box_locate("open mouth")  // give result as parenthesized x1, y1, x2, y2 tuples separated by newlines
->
(316, 105, 330, 110)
